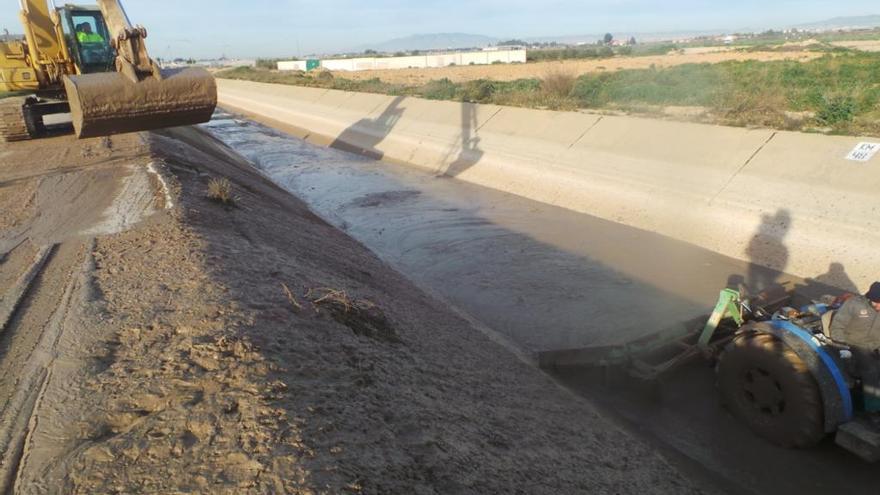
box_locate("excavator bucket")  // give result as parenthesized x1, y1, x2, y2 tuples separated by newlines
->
(63, 67, 217, 139)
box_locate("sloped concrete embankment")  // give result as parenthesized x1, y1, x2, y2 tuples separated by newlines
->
(217, 79, 880, 291)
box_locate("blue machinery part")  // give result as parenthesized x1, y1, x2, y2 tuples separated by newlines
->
(760, 319, 854, 432)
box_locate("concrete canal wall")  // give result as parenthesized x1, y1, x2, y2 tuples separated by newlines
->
(217, 79, 880, 292)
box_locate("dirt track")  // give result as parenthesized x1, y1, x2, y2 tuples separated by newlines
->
(0, 130, 705, 493)
(340, 51, 823, 85)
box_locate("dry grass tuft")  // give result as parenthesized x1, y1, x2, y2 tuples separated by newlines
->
(206, 177, 234, 205)
(306, 287, 399, 343)
(541, 69, 577, 98)
(307, 287, 357, 313)
(281, 283, 303, 313)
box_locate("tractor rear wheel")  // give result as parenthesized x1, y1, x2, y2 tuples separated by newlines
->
(0, 97, 31, 142)
(717, 332, 825, 448)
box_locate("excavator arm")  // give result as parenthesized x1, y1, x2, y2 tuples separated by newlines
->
(94, 0, 160, 82)
(62, 0, 217, 138)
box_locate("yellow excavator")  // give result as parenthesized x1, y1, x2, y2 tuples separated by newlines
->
(0, 0, 216, 142)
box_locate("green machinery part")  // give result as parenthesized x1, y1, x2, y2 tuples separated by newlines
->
(537, 288, 747, 378)
(698, 288, 745, 347)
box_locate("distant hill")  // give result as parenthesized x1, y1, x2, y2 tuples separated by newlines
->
(356, 33, 498, 53)
(792, 15, 880, 31)
(347, 15, 880, 56)
(525, 30, 726, 45)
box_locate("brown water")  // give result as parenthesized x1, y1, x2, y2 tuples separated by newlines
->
(204, 113, 876, 495)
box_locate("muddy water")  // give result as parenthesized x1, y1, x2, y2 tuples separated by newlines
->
(204, 113, 875, 495)
(202, 114, 794, 352)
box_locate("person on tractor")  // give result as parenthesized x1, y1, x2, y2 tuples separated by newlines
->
(76, 23, 104, 44)
(828, 282, 880, 391)
(830, 282, 880, 350)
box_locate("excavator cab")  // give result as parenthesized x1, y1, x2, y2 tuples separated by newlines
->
(63, 7, 115, 73)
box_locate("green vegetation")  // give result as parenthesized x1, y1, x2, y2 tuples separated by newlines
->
(217, 51, 880, 135)
(527, 46, 616, 62)
(568, 52, 880, 133)
(217, 66, 408, 95)
(629, 43, 681, 56)
(255, 58, 296, 70)
(216, 66, 545, 104)
(680, 28, 880, 50)
(817, 29, 880, 43)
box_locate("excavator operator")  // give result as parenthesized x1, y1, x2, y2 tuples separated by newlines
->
(76, 23, 104, 44)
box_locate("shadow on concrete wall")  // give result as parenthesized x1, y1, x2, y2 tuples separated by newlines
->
(328, 97, 486, 179)
(329, 96, 405, 160)
(440, 102, 485, 178)
(744, 209, 791, 293)
(741, 208, 858, 299)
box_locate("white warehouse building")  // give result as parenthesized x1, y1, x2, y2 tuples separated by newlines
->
(277, 49, 527, 72)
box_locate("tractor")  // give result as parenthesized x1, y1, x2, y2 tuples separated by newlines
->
(538, 285, 880, 461)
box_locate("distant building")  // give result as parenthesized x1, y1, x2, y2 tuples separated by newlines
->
(485, 45, 525, 51)
(162, 58, 256, 69)
(278, 49, 527, 72)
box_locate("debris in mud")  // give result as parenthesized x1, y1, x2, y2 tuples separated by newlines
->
(306, 287, 400, 343)
(348, 190, 421, 208)
(281, 283, 303, 313)
(206, 176, 236, 206)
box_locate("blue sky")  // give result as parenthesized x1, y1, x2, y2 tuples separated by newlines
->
(1, 1, 877, 59)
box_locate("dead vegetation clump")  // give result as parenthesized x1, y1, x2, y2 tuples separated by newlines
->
(305, 287, 400, 343)
(206, 177, 235, 205)
(542, 69, 577, 98)
(537, 69, 579, 110)
(715, 83, 790, 129)
(281, 283, 303, 313)
(314, 69, 334, 81)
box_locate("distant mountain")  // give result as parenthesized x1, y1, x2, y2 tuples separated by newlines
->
(792, 15, 880, 31)
(523, 16, 880, 46)
(347, 15, 880, 56)
(356, 33, 498, 53)
(524, 30, 728, 45)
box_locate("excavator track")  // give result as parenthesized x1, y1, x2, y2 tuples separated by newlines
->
(0, 97, 31, 143)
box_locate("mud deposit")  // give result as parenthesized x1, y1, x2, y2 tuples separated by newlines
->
(0, 130, 703, 493)
(204, 112, 878, 495)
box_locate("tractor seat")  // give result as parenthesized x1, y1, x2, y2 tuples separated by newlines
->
(822, 310, 836, 338)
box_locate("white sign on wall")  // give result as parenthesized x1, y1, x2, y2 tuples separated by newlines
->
(846, 142, 880, 162)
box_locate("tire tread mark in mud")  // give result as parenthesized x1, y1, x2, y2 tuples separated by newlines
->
(0, 157, 135, 189)
(0, 243, 81, 495)
(0, 246, 54, 339)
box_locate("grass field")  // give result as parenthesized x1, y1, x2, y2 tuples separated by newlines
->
(218, 50, 880, 136)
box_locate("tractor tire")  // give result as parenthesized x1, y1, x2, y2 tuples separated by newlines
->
(717, 332, 825, 448)
(0, 97, 31, 143)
